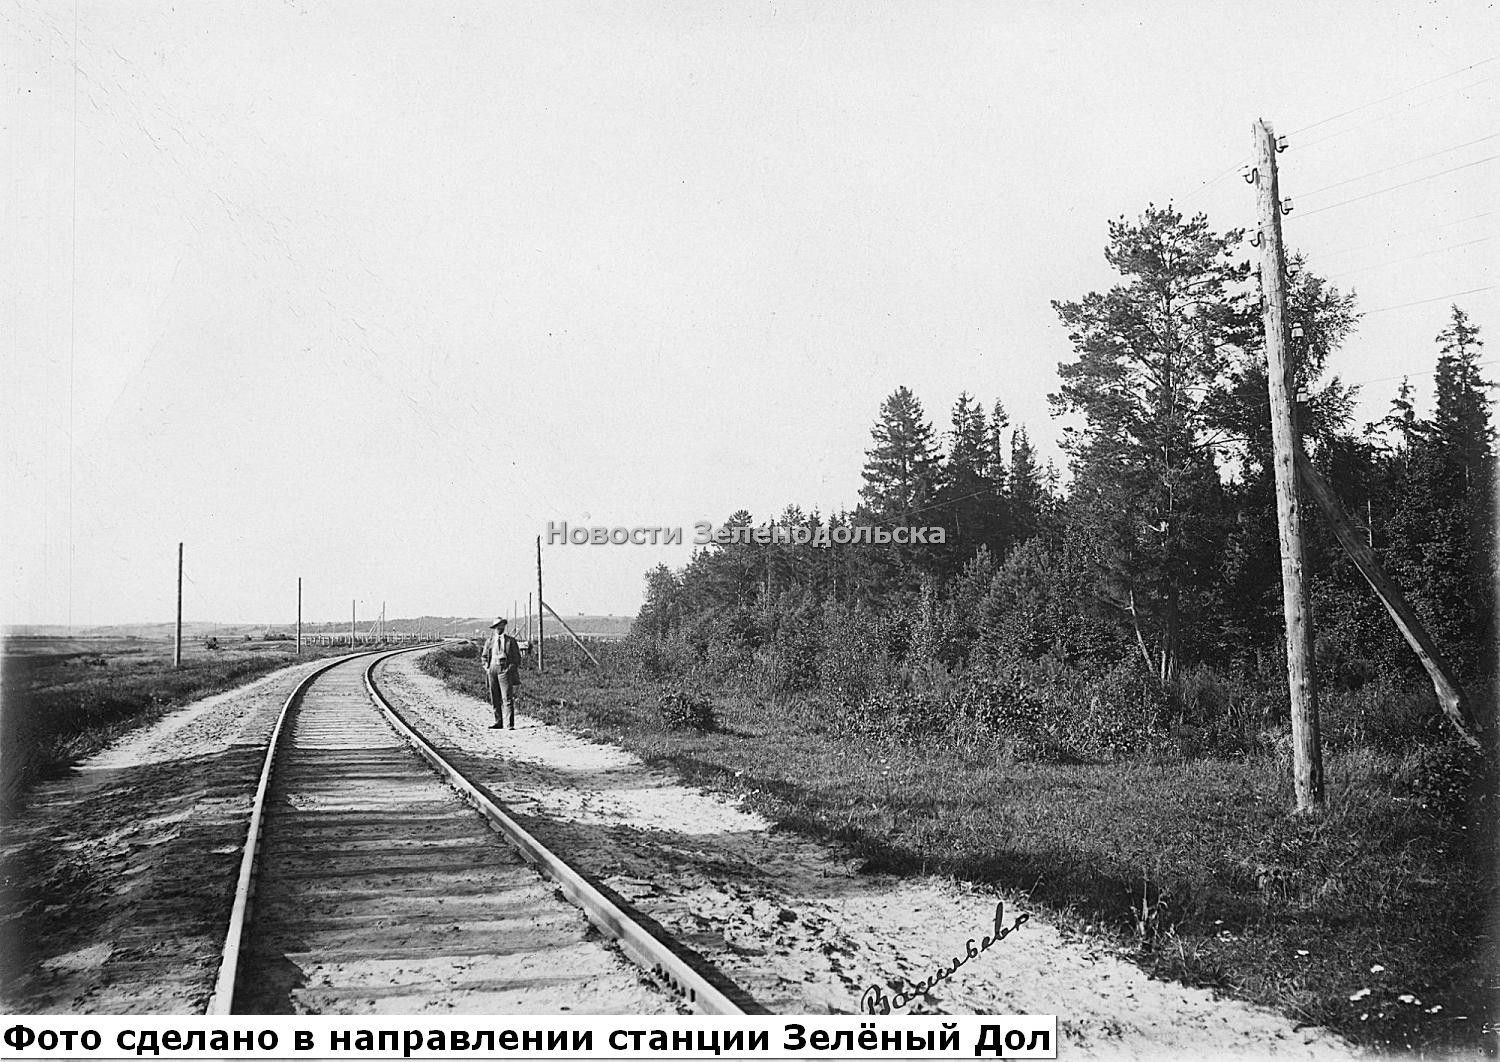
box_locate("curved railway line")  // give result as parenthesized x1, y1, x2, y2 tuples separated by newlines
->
(206, 645, 763, 1015)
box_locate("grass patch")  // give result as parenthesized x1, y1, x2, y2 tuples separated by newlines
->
(0, 637, 344, 806)
(421, 642, 1495, 1054)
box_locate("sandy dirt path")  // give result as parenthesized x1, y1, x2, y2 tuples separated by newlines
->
(374, 652, 1359, 1060)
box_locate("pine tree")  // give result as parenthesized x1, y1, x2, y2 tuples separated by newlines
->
(1050, 205, 1249, 684)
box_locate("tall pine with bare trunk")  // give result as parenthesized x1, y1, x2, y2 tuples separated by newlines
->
(1050, 206, 1250, 686)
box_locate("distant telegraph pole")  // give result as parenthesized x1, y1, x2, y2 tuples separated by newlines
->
(536, 536, 545, 673)
(350, 599, 356, 646)
(1253, 118, 1323, 813)
(296, 577, 303, 656)
(174, 542, 183, 669)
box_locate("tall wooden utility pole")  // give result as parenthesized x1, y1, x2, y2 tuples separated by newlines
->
(296, 577, 302, 656)
(174, 542, 183, 669)
(536, 536, 545, 674)
(350, 599, 356, 646)
(1254, 118, 1323, 812)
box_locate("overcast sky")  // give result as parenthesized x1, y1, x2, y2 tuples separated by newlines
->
(4, 1, 1496, 628)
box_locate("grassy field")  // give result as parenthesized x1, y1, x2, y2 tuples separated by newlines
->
(424, 640, 1495, 1054)
(0, 636, 344, 806)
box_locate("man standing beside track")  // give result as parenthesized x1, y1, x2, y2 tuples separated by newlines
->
(480, 617, 522, 730)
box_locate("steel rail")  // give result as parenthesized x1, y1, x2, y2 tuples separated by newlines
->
(204, 646, 399, 1015)
(364, 651, 764, 1015)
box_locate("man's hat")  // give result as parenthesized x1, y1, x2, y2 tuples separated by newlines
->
(489, 617, 508, 629)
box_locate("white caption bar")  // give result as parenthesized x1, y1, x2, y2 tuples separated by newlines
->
(2, 1014, 1058, 1060)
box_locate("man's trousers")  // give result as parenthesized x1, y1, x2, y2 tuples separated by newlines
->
(486, 670, 516, 728)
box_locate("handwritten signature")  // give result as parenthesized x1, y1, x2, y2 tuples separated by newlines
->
(859, 900, 1030, 1013)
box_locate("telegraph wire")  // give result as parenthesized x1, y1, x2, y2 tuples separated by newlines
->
(1295, 75, 1497, 154)
(1296, 133, 1499, 200)
(1310, 210, 1496, 260)
(1341, 359, 1498, 390)
(1320, 235, 1493, 281)
(1173, 158, 1249, 208)
(1173, 90, 1493, 219)
(1288, 56, 1499, 137)
(1169, 61, 1495, 218)
(1361, 284, 1497, 316)
(1288, 154, 1500, 221)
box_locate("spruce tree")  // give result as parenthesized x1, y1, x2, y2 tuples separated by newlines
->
(858, 387, 946, 600)
(1382, 307, 1496, 672)
(860, 386, 944, 521)
(940, 392, 1003, 568)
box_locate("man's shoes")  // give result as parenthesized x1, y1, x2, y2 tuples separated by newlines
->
(488, 723, 503, 729)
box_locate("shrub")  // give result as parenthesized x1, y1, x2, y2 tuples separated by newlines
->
(829, 685, 952, 744)
(1172, 663, 1286, 757)
(658, 688, 716, 731)
(1320, 675, 1446, 752)
(978, 535, 1124, 663)
(945, 654, 1169, 762)
(818, 603, 899, 706)
(679, 609, 758, 682)
(1398, 740, 1491, 821)
(751, 602, 824, 695)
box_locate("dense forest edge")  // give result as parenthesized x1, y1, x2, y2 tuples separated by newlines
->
(635, 206, 1495, 775)
(600, 205, 1496, 1051)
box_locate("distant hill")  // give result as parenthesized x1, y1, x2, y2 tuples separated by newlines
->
(7, 621, 262, 641)
(5, 613, 634, 642)
(538, 614, 632, 638)
(390, 615, 634, 639)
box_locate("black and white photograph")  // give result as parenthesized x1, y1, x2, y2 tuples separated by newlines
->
(2, 1, 1497, 1059)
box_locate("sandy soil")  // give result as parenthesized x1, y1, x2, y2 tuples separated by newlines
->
(1, 658, 332, 1012)
(372, 653, 1360, 1059)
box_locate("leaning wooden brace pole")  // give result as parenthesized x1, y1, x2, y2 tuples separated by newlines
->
(541, 601, 603, 668)
(1254, 118, 1324, 812)
(1296, 451, 1484, 753)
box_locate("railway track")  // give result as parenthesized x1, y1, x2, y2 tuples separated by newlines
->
(209, 645, 761, 1015)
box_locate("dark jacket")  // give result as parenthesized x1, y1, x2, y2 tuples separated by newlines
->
(482, 631, 522, 681)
